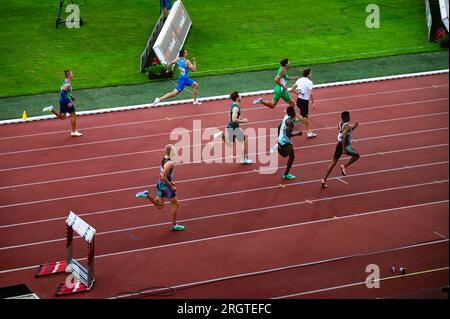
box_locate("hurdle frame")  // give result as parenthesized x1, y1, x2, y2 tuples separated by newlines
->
(35, 211, 96, 296)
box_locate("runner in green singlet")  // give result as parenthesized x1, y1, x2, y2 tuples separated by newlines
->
(252, 59, 300, 121)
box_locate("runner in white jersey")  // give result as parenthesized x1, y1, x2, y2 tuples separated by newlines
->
(321, 111, 360, 188)
(291, 68, 317, 138)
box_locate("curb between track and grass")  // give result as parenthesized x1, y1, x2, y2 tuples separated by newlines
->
(1, 69, 448, 125)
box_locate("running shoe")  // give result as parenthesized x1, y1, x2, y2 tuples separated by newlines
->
(214, 131, 224, 139)
(70, 131, 83, 137)
(321, 179, 328, 188)
(240, 159, 253, 164)
(153, 98, 160, 106)
(340, 164, 347, 176)
(269, 143, 278, 154)
(135, 190, 149, 198)
(170, 224, 185, 231)
(283, 173, 296, 180)
(307, 131, 317, 138)
(193, 100, 202, 105)
(253, 98, 263, 105)
(42, 105, 54, 112)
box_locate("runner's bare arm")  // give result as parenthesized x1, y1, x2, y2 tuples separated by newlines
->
(161, 161, 176, 191)
(342, 127, 350, 152)
(291, 83, 298, 97)
(232, 107, 248, 124)
(166, 58, 178, 70)
(274, 74, 288, 91)
(187, 57, 197, 72)
(286, 119, 302, 137)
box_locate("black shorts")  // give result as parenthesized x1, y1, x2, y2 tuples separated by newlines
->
(226, 125, 245, 143)
(333, 142, 359, 160)
(278, 143, 293, 158)
(296, 98, 309, 118)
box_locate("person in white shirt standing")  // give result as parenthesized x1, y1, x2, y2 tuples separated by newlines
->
(291, 68, 317, 138)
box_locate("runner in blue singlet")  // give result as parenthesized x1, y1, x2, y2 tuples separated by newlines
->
(153, 49, 201, 106)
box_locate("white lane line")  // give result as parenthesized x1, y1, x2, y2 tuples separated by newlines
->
(0, 148, 447, 210)
(1, 69, 447, 126)
(0, 97, 447, 157)
(337, 178, 349, 185)
(0, 197, 448, 275)
(111, 240, 449, 299)
(433, 231, 448, 239)
(1, 102, 447, 173)
(1, 140, 447, 192)
(272, 266, 449, 299)
(0, 84, 446, 141)
(1, 112, 447, 189)
(0, 194, 447, 251)
(1, 143, 448, 229)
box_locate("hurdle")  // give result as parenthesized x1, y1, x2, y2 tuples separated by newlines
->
(35, 211, 96, 296)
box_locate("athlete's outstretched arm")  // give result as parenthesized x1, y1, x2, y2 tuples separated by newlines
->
(291, 83, 298, 97)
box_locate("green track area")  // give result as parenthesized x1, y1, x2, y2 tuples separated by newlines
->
(0, 51, 447, 121)
(0, 0, 445, 98)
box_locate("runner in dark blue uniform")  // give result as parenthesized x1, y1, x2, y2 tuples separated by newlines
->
(136, 144, 185, 231)
(321, 111, 360, 188)
(42, 70, 82, 137)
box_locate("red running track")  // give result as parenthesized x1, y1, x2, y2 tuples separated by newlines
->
(0, 74, 448, 299)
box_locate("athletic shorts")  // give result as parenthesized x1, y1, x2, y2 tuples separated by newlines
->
(226, 124, 245, 143)
(160, 0, 172, 10)
(278, 143, 293, 158)
(156, 179, 176, 199)
(59, 100, 76, 114)
(176, 76, 194, 92)
(333, 142, 359, 160)
(296, 98, 309, 118)
(273, 86, 292, 103)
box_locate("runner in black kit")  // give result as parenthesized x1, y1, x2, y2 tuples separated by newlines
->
(321, 111, 360, 188)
